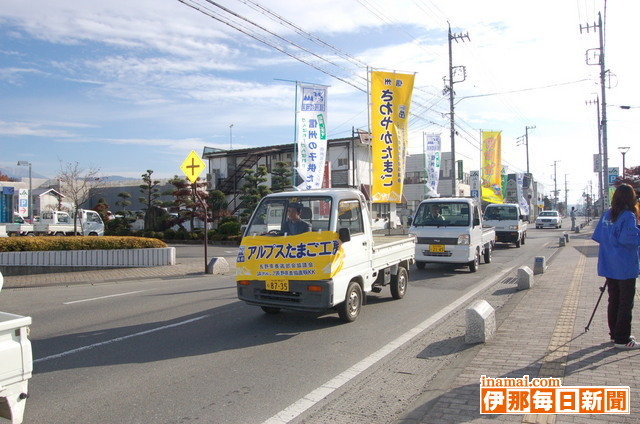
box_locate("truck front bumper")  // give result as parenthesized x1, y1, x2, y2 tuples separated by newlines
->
(237, 279, 334, 312)
(414, 244, 473, 264)
(495, 231, 519, 243)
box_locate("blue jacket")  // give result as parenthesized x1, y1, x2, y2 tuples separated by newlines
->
(592, 209, 640, 279)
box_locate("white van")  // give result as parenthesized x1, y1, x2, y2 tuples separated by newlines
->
(483, 203, 527, 247)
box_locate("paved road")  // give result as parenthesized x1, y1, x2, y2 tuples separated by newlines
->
(0, 225, 570, 423)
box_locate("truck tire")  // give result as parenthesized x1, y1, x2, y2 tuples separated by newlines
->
(390, 267, 408, 299)
(338, 281, 362, 323)
(469, 250, 480, 272)
(483, 245, 492, 263)
(415, 261, 426, 270)
(261, 306, 281, 314)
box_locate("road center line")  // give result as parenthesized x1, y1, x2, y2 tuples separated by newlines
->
(34, 314, 210, 363)
(63, 290, 150, 305)
(262, 265, 518, 424)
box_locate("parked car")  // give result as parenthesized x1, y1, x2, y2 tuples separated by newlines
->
(535, 210, 562, 229)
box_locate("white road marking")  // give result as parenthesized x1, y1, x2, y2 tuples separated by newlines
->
(262, 266, 517, 424)
(34, 315, 210, 363)
(63, 290, 150, 305)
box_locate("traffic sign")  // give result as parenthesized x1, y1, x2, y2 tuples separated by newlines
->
(180, 151, 206, 183)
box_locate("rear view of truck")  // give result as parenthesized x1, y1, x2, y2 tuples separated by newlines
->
(0, 273, 33, 424)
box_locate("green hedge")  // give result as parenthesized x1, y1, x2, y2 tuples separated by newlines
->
(0, 236, 168, 252)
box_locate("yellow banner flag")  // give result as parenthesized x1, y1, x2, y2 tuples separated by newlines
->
(370, 71, 415, 203)
(481, 131, 504, 203)
(236, 231, 344, 281)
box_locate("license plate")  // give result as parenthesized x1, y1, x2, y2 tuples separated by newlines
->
(265, 279, 289, 292)
(429, 244, 445, 253)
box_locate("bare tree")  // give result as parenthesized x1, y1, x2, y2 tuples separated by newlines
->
(56, 160, 104, 234)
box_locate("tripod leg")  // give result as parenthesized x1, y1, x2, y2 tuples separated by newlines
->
(585, 281, 608, 332)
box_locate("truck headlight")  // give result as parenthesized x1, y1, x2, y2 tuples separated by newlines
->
(509, 225, 519, 230)
(457, 234, 470, 245)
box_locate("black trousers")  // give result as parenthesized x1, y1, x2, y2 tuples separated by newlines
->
(607, 278, 637, 344)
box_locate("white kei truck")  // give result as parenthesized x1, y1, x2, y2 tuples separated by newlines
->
(3, 210, 104, 237)
(236, 189, 416, 322)
(409, 197, 495, 272)
(0, 274, 33, 424)
(483, 203, 528, 247)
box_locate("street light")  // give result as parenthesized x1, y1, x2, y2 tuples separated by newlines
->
(16, 160, 32, 223)
(618, 146, 630, 179)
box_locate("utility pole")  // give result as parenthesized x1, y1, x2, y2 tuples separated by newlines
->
(586, 97, 604, 215)
(581, 12, 609, 205)
(564, 174, 569, 213)
(446, 22, 470, 196)
(517, 126, 536, 174)
(552, 160, 560, 210)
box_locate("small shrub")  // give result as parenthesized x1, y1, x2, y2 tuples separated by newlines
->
(218, 221, 241, 236)
(0, 236, 167, 252)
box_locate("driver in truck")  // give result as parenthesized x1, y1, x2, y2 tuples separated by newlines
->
(428, 205, 446, 222)
(283, 203, 311, 235)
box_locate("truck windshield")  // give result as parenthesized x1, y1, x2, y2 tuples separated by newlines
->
(244, 196, 332, 236)
(484, 206, 518, 220)
(412, 202, 470, 227)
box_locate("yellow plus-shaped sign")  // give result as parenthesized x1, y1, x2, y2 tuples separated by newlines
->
(180, 150, 206, 183)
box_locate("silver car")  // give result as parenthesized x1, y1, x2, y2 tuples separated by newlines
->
(535, 210, 562, 229)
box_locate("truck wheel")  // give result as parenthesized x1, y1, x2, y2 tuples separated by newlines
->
(390, 267, 408, 300)
(338, 281, 362, 323)
(261, 306, 281, 314)
(415, 261, 426, 270)
(483, 245, 492, 263)
(469, 251, 480, 272)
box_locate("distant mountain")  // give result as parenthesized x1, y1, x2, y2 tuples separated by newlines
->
(99, 175, 139, 182)
(0, 166, 50, 180)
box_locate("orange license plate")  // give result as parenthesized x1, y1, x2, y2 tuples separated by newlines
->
(265, 279, 289, 292)
(429, 244, 445, 253)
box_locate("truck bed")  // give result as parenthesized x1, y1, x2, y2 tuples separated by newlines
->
(371, 235, 415, 271)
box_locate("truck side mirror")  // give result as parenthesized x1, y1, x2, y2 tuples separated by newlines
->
(474, 218, 481, 227)
(407, 217, 413, 226)
(338, 227, 351, 243)
(520, 215, 526, 220)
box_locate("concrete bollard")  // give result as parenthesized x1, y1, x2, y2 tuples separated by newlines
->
(0, 270, 3, 293)
(534, 256, 546, 275)
(207, 257, 230, 274)
(466, 300, 496, 344)
(558, 236, 566, 247)
(517, 266, 534, 290)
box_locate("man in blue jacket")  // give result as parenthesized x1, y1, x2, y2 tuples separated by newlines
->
(592, 184, 640, 349)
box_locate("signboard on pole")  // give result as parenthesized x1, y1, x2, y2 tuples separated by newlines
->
(470, 170, 480, 200)
(18, 189, 28, 217)
(180, 151, 206, 183)
(607, 167, 619, 186)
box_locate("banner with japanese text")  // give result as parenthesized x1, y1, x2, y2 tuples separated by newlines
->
(425, 133, 441, 197)
(516, 172, 530, 215)
(236, 231, 344, 281)
(297, 83, 328, 190)
(481, 131, 504, 203)
(370, 71, 415, 203)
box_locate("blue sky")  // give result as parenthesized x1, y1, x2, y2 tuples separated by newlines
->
(1, 0, 638, 204)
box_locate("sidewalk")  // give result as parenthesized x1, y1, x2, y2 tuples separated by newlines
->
(396, 224, 640, 423)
